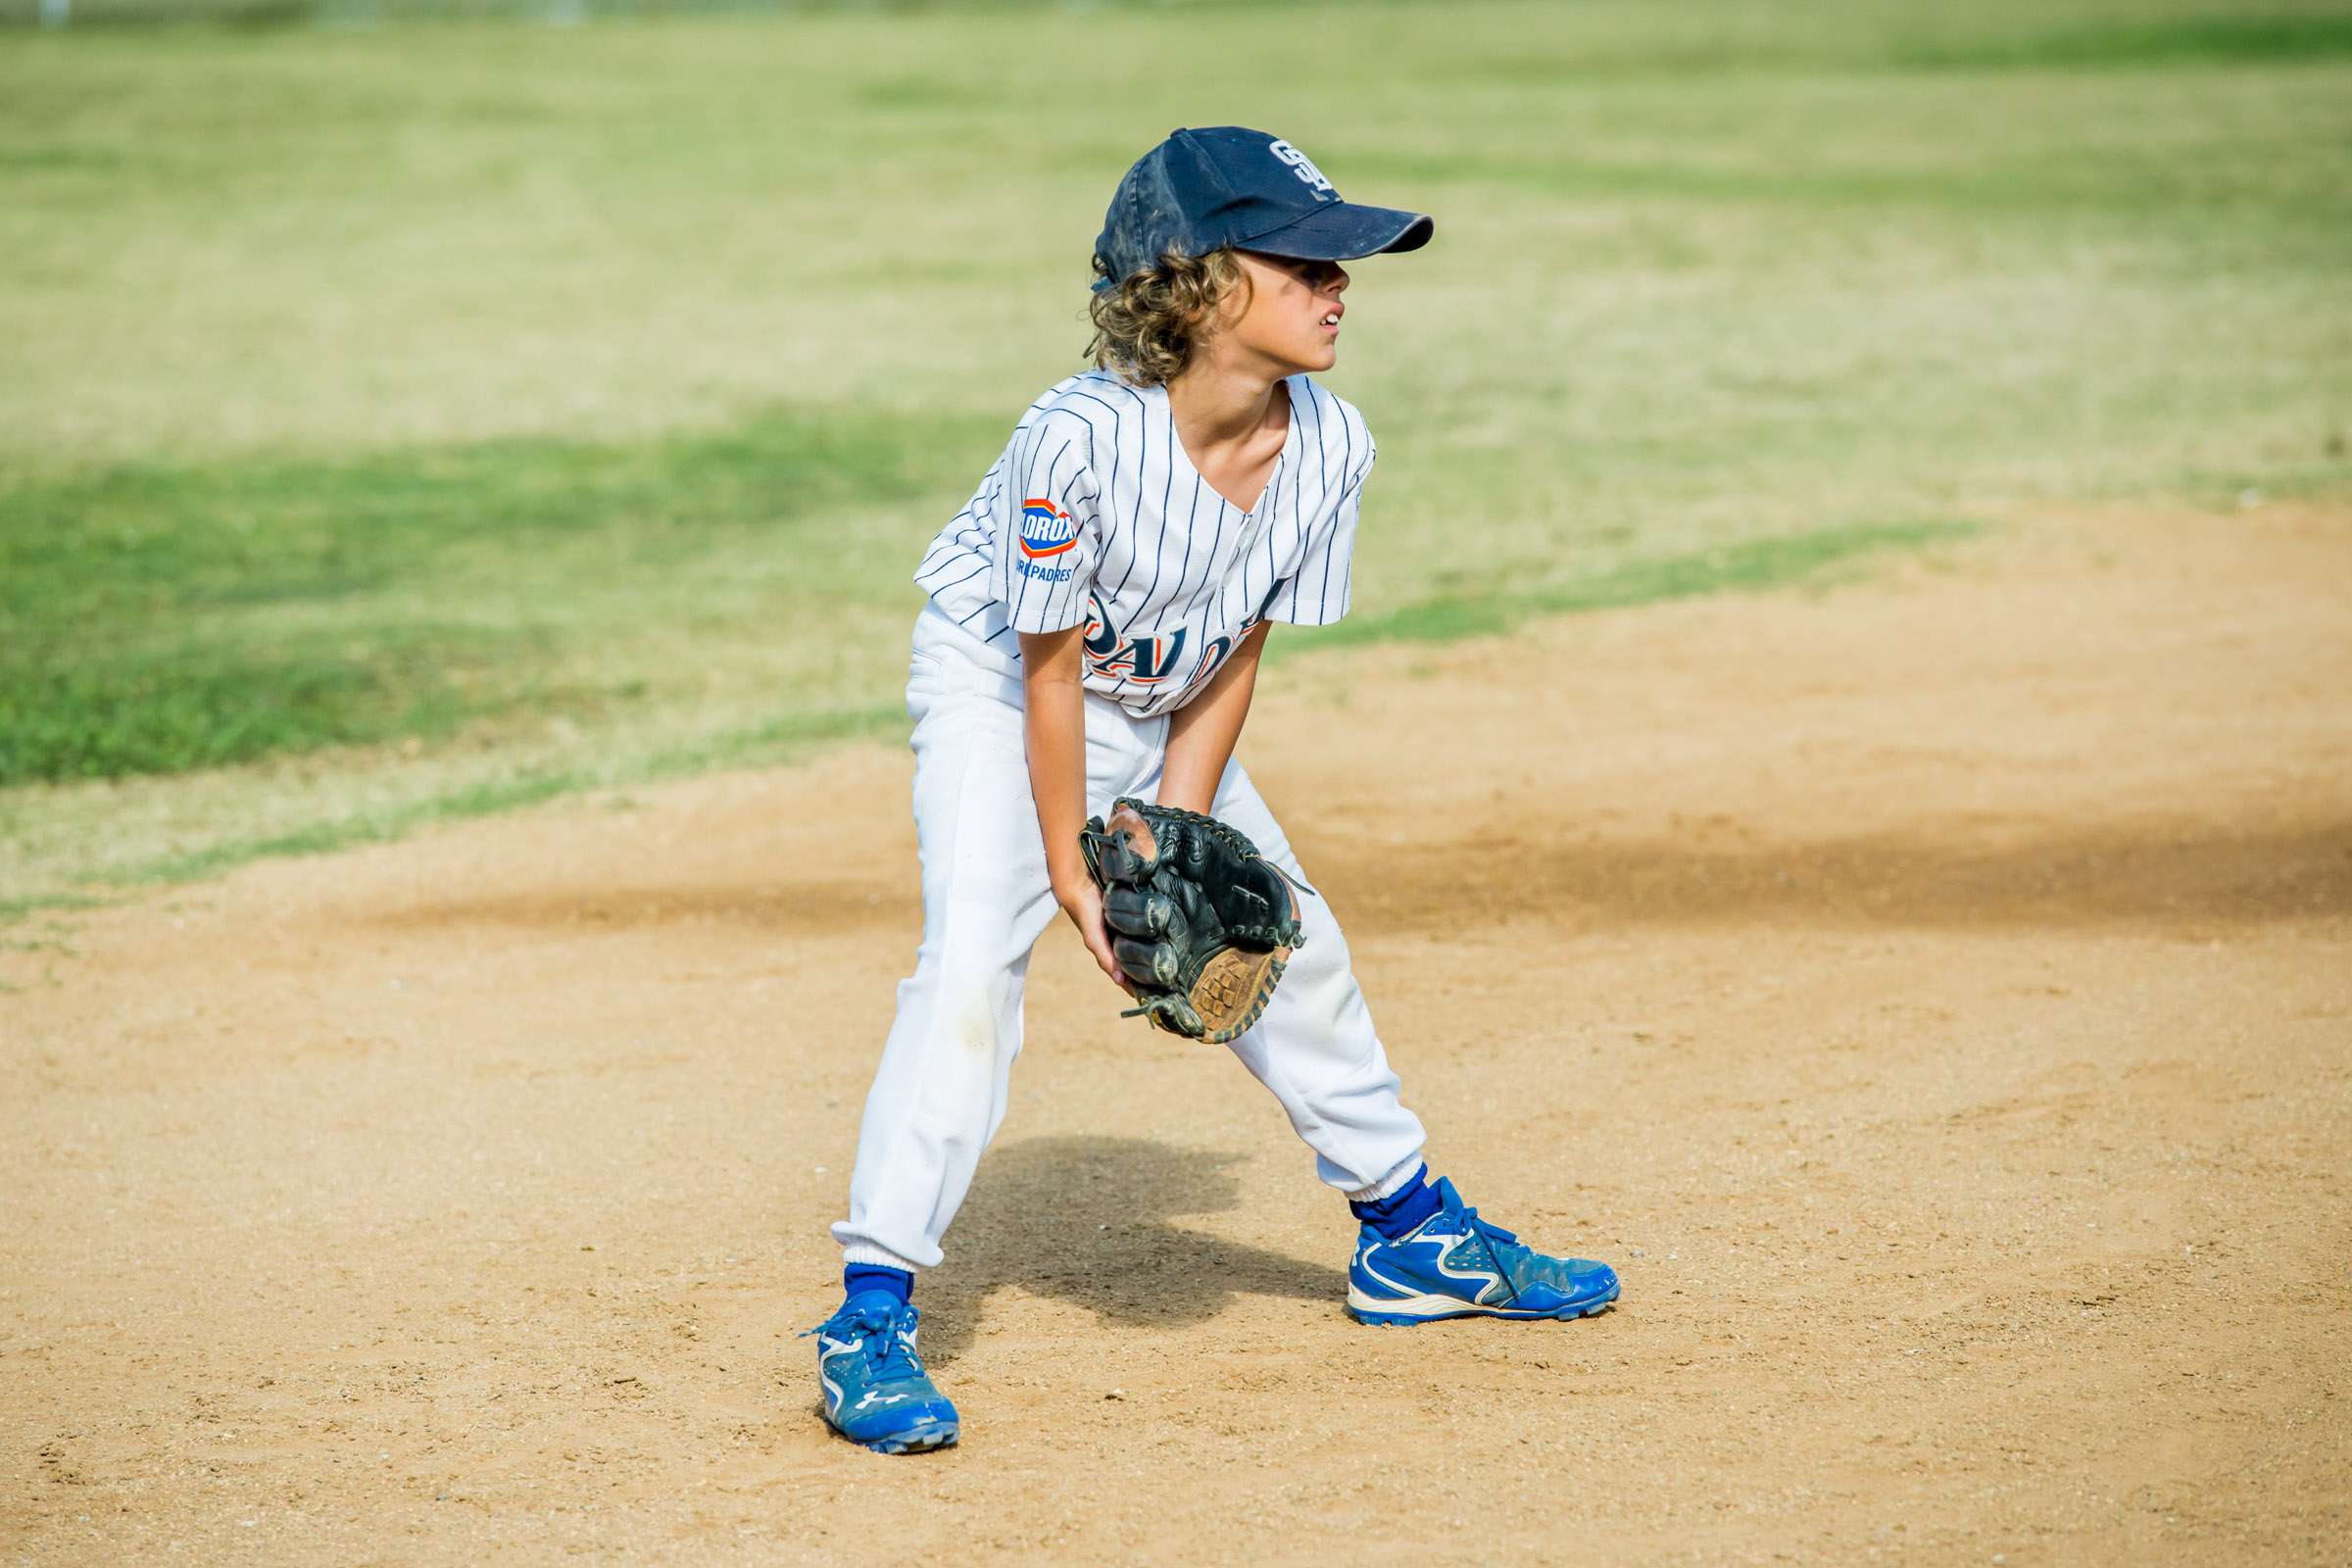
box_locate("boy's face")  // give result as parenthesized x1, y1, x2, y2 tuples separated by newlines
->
(1221, 252, 1351, 374)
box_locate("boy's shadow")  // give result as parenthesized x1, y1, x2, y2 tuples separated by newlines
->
(916, 1135, 1340, 1365)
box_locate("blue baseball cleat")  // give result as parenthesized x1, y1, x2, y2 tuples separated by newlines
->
(808, 1290, 959, 1454)
(1348, 1178, 1621, 1326)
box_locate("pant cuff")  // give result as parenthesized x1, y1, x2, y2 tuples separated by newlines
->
(1343, 1152, 1427, 1204)
(840, 1241, 925, 1274)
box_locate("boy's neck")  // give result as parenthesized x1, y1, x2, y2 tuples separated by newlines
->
(1164, 351, 1292, 451)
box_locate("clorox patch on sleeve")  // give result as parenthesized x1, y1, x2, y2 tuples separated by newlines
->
(1018, 499, 1079, 560)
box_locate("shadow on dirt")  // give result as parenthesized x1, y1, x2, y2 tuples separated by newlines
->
(1313, 814, 2352, 935)
(369, 815, 2351, 940)
(913, 1135, 1339, 1366)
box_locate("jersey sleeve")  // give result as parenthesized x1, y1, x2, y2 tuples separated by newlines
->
(992, 413, 1102, 634)
(1263, 443, 1371, 627)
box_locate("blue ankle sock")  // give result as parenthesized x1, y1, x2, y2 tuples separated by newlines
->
(842, 1264, 913, 1306)
(1350, 1165, 1442, 1240)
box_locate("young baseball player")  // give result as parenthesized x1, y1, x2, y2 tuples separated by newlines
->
(812, 127, 1619, 1454)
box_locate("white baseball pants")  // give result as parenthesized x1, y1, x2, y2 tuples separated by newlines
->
(831, 603, 1429, 1272)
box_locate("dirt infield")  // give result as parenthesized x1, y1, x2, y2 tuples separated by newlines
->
(6, 508, 2348, 1565)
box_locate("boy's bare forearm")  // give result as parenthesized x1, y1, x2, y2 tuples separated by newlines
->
(1160, 623, 1268, 814)
(1017, 626, 1094, 894)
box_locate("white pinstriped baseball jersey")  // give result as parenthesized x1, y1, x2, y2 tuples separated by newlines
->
(912, 369, 1373, 718)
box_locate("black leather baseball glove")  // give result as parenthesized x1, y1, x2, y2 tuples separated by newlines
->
(1077, 798, 1305, 1044)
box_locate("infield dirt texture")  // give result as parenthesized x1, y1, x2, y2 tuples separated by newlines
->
(4, 0, 2350, 1563)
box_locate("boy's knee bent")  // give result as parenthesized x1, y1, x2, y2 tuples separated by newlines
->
(899, 950, 1024, 1056)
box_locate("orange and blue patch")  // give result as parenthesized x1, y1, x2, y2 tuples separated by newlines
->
(1019, 498, 1079, 560)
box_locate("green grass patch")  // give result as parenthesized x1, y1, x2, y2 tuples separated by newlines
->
(0, 890, 112, 924)
(0, 407, 1003, 785)
(1894, 14, 2352, 71)
(643, 702, 906, 774)
(1305, 521, 1981, 650)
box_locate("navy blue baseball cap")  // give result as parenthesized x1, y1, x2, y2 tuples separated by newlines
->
(1092, 126, 1434, 290)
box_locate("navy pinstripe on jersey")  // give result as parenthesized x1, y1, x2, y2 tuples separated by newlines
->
(912, 369, 1372, 718)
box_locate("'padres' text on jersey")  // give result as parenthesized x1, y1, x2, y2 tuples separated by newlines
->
(913, 370, 1373, 717)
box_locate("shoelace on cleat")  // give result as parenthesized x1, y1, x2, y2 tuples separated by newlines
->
(1461, 1206, 1522, 1251)
(802, 1302, 926, 1380)
(866, 1309, 926, 1382)
(1443, 1202, 1529, 1300)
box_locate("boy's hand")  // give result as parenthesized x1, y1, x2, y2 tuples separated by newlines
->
(1056, 876, 1133, 994)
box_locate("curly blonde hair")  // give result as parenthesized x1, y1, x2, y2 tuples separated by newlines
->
(1085, 246, 1248, 386)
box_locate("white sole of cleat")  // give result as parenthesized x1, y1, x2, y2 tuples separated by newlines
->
(858, 1419, 958, 1455)
(1347, 1282, 1621, 1327)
